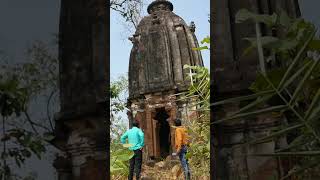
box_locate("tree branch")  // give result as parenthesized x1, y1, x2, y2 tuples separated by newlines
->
(23, 111, 52, 134)
(46, 90, 56, 132)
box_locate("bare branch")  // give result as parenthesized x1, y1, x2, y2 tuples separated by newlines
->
(23, 111, 52, 134)
(46, 90, 56, 132)
(110, 0, 143, 32)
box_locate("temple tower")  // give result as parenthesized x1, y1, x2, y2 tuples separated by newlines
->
(212, 0, 300, 179)
(51, 0, 108, 179)
(127, 0, 204, 160)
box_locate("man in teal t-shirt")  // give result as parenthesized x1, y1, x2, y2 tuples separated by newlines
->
(120, 121, 144, 180)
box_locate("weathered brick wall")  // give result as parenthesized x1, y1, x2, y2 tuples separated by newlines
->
(54, 0, 107, 179)
(129, 92, 199, 161)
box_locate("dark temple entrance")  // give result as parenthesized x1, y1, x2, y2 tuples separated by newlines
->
(155, 108, 171, 159)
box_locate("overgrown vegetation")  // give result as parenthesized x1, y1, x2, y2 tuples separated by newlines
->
(0, 41, 58, 179)
(212, 8, 320, 179)
(180, 65, 210, 177)
(110, 75, 134, 179)
(177, 36, 211, 177)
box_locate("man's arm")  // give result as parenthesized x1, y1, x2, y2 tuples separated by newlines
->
(138, 130, 144, 149)
(120, 131, 128, 144)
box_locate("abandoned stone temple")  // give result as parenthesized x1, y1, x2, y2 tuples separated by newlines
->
(127, 0, 204, 160)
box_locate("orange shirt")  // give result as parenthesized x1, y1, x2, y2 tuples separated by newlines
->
(175, 126, 189, 152)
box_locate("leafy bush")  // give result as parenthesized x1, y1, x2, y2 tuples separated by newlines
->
(110, 75, 134, 178)
(178, 41, 210, 177)
(211, 9, 320, 179)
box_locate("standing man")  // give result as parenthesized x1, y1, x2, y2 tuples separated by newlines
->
(121, 121, 144, 180)
(174, 118, 191, 180)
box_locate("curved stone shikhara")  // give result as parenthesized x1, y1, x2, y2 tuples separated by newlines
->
(128, 0, 204, 100)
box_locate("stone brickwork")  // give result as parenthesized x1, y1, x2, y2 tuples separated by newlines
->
(52, 0, 107, 179)
(128, 0, 203, 100)
(127, 0, 204, 161)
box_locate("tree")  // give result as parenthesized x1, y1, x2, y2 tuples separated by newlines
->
(110, 0, 144, 33)
(109, 75, 134, 178)
(0, 40, 58, 179)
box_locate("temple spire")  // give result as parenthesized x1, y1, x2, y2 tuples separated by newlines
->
(147, 0, 173, 14)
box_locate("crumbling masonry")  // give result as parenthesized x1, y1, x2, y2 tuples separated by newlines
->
(51, 0, 108, 180)
(127, 0, 204, 160)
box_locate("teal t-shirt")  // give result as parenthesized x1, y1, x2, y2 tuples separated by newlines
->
(120, 127, 144, 150)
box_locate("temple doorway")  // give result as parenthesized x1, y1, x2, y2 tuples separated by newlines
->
(154, 108, 171, 159)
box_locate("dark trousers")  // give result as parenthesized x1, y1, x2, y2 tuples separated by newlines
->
(129, 149, 142, 180)
(178, 145, 191, 180)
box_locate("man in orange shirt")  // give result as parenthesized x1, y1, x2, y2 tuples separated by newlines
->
(174, 118, 191, 180)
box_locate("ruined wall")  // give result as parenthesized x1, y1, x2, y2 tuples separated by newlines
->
(129, 91, 197, 160)
(53, 0, 108, 179)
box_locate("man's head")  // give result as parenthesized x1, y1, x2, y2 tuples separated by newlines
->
(174, 118, 182, 126)
(132, 121, 139, 128)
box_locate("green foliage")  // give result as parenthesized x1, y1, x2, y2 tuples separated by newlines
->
(192, 36, 210, 51)
(0, 78, 27, 117)
(0, 77, 47, 179)
(110, 75, 128, 141)
(110, 75, 133, 177)
(181, 65, 210, 176)
(183, 64, 210, 110)
(110, 145, 134, 177)
(212, 9, 320, 179)
(236, 8, 317, 61)
(2, 129, 46, 163)
(177, 36, 211, 177)
(110, 75, 128, 114)
(185, 112, 210, 176)
(1, 41, 58, 99)
(110, 125, 133, 177)
(249, 68, 286, 92)
(236, 9, 277, 27)
(0, 41, 58, 179)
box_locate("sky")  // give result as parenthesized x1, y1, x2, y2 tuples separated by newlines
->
(298, 0, 320, 34)
(110, 0, 211, 80)
(0, 0, 319, 179)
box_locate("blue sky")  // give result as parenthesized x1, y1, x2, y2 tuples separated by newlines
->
(110, 0, 210, 80)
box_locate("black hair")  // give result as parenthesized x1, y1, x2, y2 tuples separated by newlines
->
(132, 121, 139, 128)
(174, 118, 182, 126)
